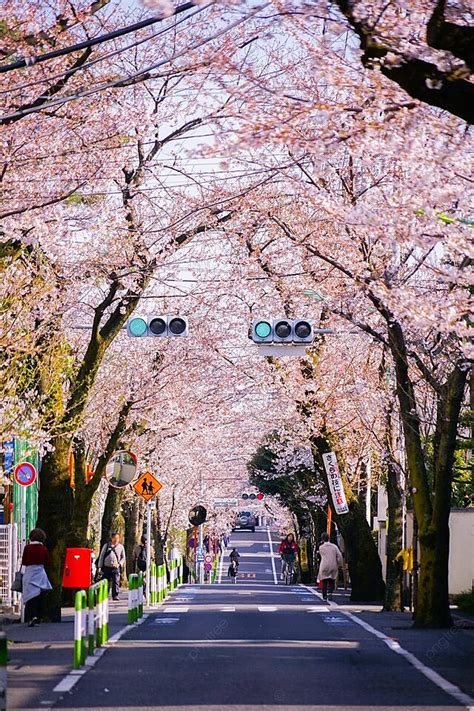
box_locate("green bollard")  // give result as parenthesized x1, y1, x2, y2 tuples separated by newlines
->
(138, 572, 144, 618)
(150, 562, 157, 605)
(101, 579, 109, 644)
(74, 590, 87, 669)
(128, 574, 137, 624)
(88, 585, 96, 656)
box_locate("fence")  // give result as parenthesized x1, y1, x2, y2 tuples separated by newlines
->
(146, 557, 184, 608)
(74, 580, 109, 670)
(0, 524, 19, 609)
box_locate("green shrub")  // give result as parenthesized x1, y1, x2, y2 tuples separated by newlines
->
(455, 590, 474, 614)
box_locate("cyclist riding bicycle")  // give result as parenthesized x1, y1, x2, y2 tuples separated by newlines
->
(229, 547, 240, 567)
(279, 533, 298, 582)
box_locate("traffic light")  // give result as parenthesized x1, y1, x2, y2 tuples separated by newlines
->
(127, 315, 188, 338)
(256, 493, 264, 500)
(250, 319, 313, 344)
(241, 492, 264, 500)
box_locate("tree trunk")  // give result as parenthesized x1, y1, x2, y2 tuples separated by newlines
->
(312, 435, 385, 601)
(387, 318, 468, 626)
(37, 436, 73, 621)
(100, 487, 125, 549)
(414, 365, 468, 627)
(124, 497, 145, 574)
(383, 457, 404, 611)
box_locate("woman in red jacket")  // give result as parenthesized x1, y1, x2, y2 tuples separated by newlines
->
(279, 533, 299, 582)
(21, 528, 52, 627)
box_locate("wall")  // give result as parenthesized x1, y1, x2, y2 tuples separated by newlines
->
(404, 509, 473, 596)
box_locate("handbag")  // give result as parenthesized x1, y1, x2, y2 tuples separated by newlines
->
(12, 571, 23, 593)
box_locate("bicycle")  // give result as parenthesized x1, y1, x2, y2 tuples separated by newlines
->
(228, 559, 238, 583)
(281, 556, 296, 585)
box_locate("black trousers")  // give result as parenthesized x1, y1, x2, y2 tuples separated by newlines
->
(103, 567, 121, 598)
(322, 578, 335, 599)
(25, 593, 43, 622)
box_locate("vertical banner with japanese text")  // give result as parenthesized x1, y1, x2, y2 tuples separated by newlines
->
(322, 452, 349, 515)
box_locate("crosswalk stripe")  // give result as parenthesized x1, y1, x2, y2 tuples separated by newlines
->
(220, 607, 236, 612)
(164, 606, 189, 612)
(258, 606, 278, 612)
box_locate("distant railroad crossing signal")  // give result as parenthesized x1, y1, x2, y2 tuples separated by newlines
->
(133, 471, 162, 501)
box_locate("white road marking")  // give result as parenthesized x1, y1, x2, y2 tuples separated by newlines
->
(220, 606, 236, 612)
(307, 606, 329, 612)
(52, 608, 151, 694)
(301, 585, 474, 710)
(154, 617, 180, 625)
(266, 526, 278, 585)
(258, 606, 278, 612)
(164, 606, 189, 612)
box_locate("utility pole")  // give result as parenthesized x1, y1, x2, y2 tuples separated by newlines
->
(366, 453, 372, 526)
(145, 501, 153, 606)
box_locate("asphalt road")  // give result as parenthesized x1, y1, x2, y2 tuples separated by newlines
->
(54, 528, 466, 711)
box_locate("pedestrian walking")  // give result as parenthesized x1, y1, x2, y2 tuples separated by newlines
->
(98, 532, 126, 601)
(21, 528, 52, 627)
(132, 535, 155, 574)
(318, 532, 343, 601)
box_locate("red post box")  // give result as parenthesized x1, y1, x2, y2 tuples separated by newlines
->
(62, 548, 92, 588)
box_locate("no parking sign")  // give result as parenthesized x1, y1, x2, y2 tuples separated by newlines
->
(14, 462, 37, 487)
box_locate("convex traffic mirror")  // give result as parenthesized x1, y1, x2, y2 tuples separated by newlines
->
(105, 450, 137, 488)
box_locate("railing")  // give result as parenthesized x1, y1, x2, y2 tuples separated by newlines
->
(146, 556, 184, 607)
(74, 579, 110, 670)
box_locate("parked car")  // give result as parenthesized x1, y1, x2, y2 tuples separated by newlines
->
(232, 511, 257, 532)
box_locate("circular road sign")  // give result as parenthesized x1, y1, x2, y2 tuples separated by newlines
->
(14, 462, 37, 487)
(204, 563, 212, 572)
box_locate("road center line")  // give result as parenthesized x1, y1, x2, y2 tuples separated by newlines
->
(266, 526, 278, 585)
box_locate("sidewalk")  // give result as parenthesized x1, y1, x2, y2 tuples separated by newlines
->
(4, 598, 130, 710)
(311, 585, 474, 700)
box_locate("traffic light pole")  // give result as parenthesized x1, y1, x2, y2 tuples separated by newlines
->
(198, 525, 204, 584)
(145, 502, 152, 606)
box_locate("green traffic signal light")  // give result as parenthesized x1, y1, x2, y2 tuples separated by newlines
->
(255, 321, 271, 338)
(128, 317, 148, 336)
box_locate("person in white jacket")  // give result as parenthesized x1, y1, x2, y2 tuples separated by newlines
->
(318, 532, 343, 601)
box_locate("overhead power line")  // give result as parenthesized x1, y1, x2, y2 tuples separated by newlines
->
(0, 4, 211, 97)
(0, 4, 269, 125)
(0, 1, 196, 75)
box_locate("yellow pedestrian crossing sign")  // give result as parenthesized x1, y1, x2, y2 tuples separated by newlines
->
(133, 471, 162, 501)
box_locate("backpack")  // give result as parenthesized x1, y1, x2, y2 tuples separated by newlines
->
(103, 545, 120, 569)
(137, 545, 147, 572)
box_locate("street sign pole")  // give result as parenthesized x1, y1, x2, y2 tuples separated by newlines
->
(198, 525, 204, 584)
(145, 502, 152, 607)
